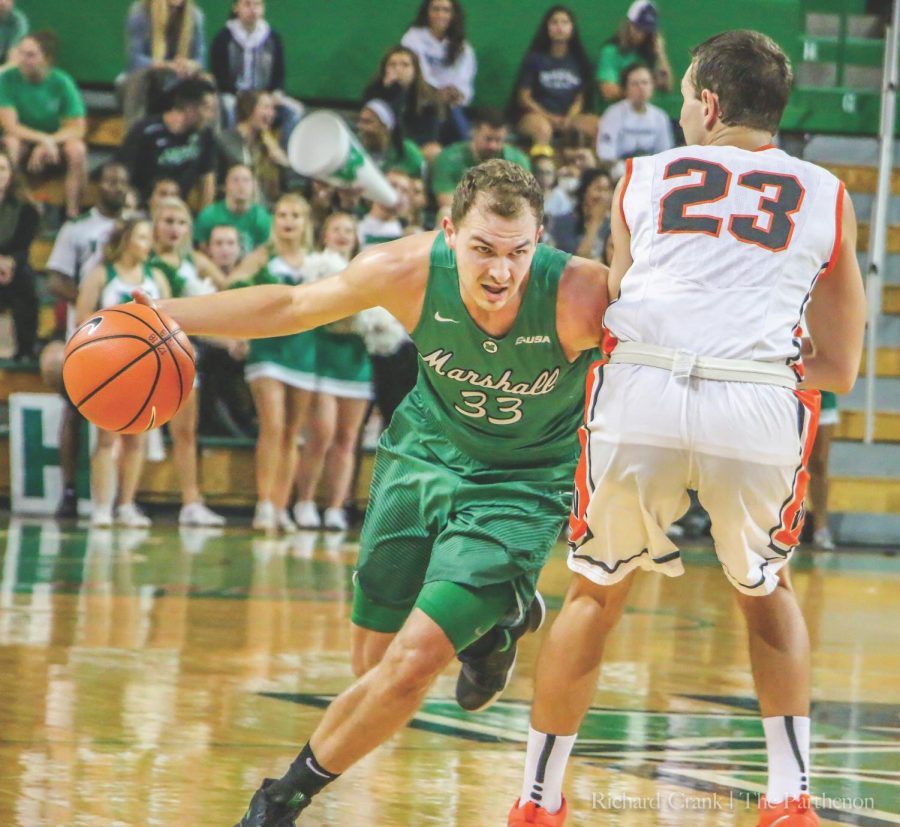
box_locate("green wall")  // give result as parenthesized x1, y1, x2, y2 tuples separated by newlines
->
(19, 0, 802, 111)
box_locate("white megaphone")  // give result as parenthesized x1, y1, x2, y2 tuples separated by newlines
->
(288, 110, 399, 208)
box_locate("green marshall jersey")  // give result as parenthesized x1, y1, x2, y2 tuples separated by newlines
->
(406, 232, 595, 467)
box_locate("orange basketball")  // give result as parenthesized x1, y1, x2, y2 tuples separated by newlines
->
(63, 303, 195, 434)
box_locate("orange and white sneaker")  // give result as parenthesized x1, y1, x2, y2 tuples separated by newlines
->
(507, 797, 568, 826)
(757, 794, 820, 826)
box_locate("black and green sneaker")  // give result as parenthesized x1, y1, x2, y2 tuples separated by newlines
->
(235, 778, 311, 827)
(455, 592, 546, 713)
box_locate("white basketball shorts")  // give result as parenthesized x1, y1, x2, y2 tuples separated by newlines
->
(568, 363, 821, 596)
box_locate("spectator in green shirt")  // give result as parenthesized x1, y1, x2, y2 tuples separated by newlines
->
(0, 0, 28, 68)
(595, 1, 672, 105)
(356, 98, 425, 180)
(431, 108, 531, 208)
(194, 163, 272, 253)
(0, 31, 87, 217)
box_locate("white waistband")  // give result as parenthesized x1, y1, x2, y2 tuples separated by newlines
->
(609, 342, 797, 388)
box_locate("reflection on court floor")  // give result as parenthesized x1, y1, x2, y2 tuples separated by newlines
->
(0, 517, 897, 826)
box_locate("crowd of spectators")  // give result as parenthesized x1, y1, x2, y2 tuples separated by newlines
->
(1, 0, 687, 531)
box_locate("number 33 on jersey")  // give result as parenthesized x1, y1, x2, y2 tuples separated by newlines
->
(607, 144, 844, 365)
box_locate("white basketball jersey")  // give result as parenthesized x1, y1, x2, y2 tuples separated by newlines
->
(606, 144, 844, 365)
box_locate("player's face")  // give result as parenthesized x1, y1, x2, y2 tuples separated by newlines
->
(98, 165, 130, 211)
(385, 52, 415, 87)
(226, 166, 255, 204)
(323, 215, 356, 258)
(428, 0, 454, 36)
(547, 11, 573, 42)
(208, 228, 241, 269)
(274, 201, 306, 240)
(445, 196, 541, 314)
(679, 62, 706, 145)
(156, 209, 190, 249)
(625, 67, 654, 106)
(127, 222, 154, 263)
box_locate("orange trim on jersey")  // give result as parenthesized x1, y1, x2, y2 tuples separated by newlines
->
(569, 362, 603, 545)
(820, 182, 845, 279)
(619, 157, 634, 234)
(753, 144, 777, 152)
(769, 389, 821, 551)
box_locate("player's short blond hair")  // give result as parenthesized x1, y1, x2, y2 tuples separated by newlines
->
(451, 159, 544, 228)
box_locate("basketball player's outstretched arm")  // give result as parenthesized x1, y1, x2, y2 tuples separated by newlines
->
(802, 191, 866, 394)
(133, 232, 435, 337)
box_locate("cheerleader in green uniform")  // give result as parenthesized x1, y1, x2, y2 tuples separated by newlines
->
(150, 197, 228, 527)
(294, 212, 372, 531)
(229, 193, 316, 532)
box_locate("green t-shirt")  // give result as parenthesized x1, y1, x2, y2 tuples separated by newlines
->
(0, 66, 85, 133)
(0, 8, 28, 63)
(595, 42, 648, 86)
(431, 142, 532, 197)
(193, 200, 272, 253)
(384, 138, 425, 179)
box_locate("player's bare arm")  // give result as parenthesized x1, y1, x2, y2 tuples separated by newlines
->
(146, 231, 434, 339)
(556, 255, 610, 359)
(607, 176, 633, 300)
(802, 190, 866, 394)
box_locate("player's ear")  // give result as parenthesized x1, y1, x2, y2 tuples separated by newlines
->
(536, 224, 545, 243)
(701, 88, 720, 130)
(442, 215, 457, 248)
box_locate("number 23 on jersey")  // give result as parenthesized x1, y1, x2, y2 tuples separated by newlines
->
(658, 157, 806, 252)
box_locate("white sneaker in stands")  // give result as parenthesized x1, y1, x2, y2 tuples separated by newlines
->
(323, 507, 348, 532)
(253, 500, 276, 531)
(277, 509, 299, 533)
(293, 500, 321, 529)
(115, 503, 151, 528)
(180, 501, 226, 526)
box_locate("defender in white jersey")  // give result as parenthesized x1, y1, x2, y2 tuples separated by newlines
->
(510, 31, 866, 827)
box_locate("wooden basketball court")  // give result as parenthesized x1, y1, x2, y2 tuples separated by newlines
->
(0, 517, 896, 826)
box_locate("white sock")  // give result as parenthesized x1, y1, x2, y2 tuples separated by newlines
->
(762, 716, 810, 803)
(520, 726, 577, 814)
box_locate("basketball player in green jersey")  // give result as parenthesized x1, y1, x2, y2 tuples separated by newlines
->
(136, 160, 609, 825)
